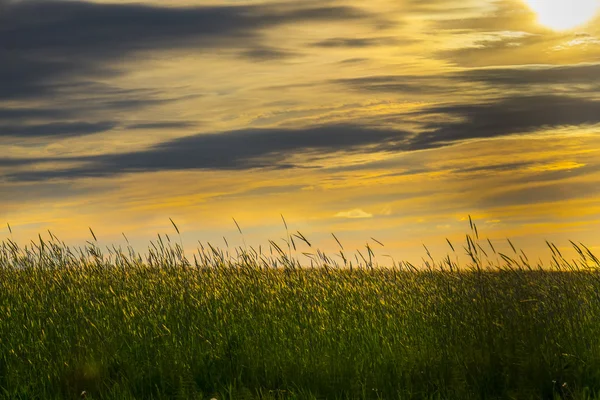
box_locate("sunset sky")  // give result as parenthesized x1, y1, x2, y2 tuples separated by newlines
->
(2, 0, 600, 265)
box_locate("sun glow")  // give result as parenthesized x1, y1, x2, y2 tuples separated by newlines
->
(524, 0, 600, 30)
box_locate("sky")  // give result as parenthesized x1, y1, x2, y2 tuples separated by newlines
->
(2, 0, 600, 266)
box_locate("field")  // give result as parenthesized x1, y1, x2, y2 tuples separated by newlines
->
(1, 221, 600, 399)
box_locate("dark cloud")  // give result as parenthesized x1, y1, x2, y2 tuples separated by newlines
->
(2, 84, 181, 124)
(0, 157, 50, 168)
(92, 98, 177, 111)
(336, 62, 600, 95)
(1, 121, 116, 138)
(335, 75, 447, 95)
(509, 163, 600, 186)
(311, 37, 401, 48)
(2, 1, 365, 55)
(0, 93, 195, 140)
(240, 47, 298, 61)
(0, 0, 369, 100)
(409, 95, 600, 149)
(5, 93, 600, 180)
(126, 122, 198, 130)
(0, 0, 376, 148)
(0, 181, 106, 204)
(338, 58, 369, 64)
(457, 63, 600, 87)
(453, 161, 535, 175)
(0, 107, 76, 122)
(479, 180, 600, 209)
(4, 124, 411, 181)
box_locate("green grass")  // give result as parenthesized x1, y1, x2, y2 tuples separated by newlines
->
(1, 220, 600, 399)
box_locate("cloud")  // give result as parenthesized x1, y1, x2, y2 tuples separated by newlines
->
(5, 92, 600, 181)
(0, 121, 117, 138)
(0, 157, 50, 168)
(335, 75, 446, 95)
(0, 181, 105, 204)
(436, 34, 563, 67)
(431, 1, 600, 68)
(3, 124, 412, 181)
(339, 58, 370, 64)
(456, 63, 600, 88)
(240, 46, 298, 61)
(1, 1, 364, 56)
(434, 1, 539, 32)
(509, 163, 600, 187)
(311, 36, 402, 48)
(0, 107, 78, 122)
(335, 66, 600, 147)
(337, 62, 600, 96)
(126, 122, 198, 130)
(0, 81, 200, 143)
(409, 95, 600, 149)
(0, 0, 370, 100)
(337, 77, 600, 151)
(335, 209, 373, 219)
(478, 180, 600, 209)
(0, 0, 381, 149)
(453, 161, 535, 175)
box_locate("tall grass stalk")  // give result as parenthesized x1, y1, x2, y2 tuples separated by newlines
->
(1, 220, 600, 399)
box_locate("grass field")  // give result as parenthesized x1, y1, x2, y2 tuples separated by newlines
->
(1, 220, 600, 399)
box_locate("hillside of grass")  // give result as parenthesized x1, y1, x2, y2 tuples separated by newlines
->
(1, 221, 600, 399)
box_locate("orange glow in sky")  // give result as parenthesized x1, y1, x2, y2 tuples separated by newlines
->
(1, 0, 600, 265)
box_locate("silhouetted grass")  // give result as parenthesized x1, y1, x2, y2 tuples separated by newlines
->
(1, 219, 600, 399)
